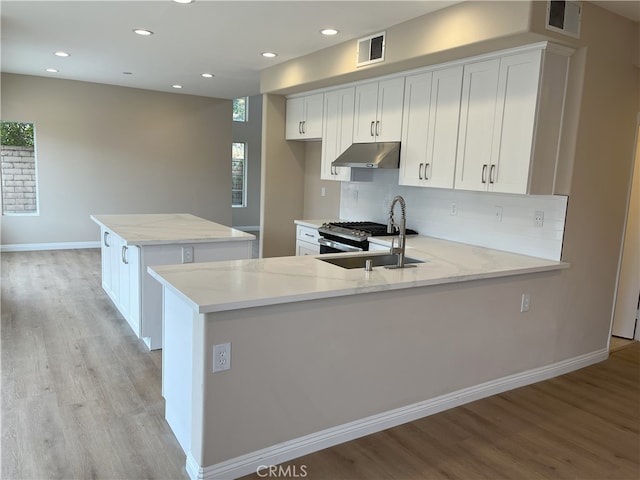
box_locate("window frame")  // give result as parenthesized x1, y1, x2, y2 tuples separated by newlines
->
(1, 121, 39, 216)
(232, 141, 247, 208)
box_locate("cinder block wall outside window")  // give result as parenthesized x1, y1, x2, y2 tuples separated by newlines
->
(1, 146, 37, 214)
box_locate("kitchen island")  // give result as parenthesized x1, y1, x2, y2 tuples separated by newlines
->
(91, 213, 254, 350)
(148, 237, 596, 480)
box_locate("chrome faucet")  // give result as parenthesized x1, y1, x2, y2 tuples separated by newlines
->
(385, 195, 415, 269)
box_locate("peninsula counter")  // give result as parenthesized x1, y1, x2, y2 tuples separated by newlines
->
(145, 237, 604, 480)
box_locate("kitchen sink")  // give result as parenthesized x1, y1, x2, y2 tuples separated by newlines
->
(318, 254, 424, 269)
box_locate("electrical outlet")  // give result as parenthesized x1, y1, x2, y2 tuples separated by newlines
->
(182, 246, 194, 263)
(450, 203, 458, 216)
(495, 206, 503, 222)
(521, 293, 531, 313)
(213, 343, 231, 372)
(534, 211, 544, 228)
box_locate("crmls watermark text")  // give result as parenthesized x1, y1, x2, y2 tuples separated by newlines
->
(256, 464, 308, 478)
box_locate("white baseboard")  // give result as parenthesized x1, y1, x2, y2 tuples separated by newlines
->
(1, 241, 100, 252)
(186, 347, 609, 480)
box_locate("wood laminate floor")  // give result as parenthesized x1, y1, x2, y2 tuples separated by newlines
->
(1, 249, 188, 480)
(2, 249, 639, 480)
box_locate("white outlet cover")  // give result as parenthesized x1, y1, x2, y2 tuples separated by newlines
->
(213, 342, 231, 372)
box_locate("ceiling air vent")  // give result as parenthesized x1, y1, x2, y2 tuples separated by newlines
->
(356, 31, 385, 67)
(546, 1, 582, 38)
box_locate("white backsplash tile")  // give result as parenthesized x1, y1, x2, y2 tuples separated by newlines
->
(340, 170, 567, 260)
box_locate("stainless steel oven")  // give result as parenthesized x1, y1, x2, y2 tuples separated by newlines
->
(317, 222, 417, 254)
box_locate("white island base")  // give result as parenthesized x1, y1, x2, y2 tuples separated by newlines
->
(91, 214, 254, 350)
(148, 239, 608, 480)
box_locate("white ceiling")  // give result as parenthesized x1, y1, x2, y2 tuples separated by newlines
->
(0, 0, 461, 99)
(1, 1, 637, 100)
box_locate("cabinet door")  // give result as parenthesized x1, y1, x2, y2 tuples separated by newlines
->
(454, 58, 500, 192)
(127, 246, 141, 334)
(296, 241, 320, 256)
(118, 242, 141, 334)
(353, 81, 380, 143)
(425, 66, 463, 188)
(375, 77, 404, 142)
(303, 93, 324, 139)
(488, 50, 542, 194)
(285, 97, 305, 139)
(399, 72, 433, 187)
(109, 232, 121, 304)
(321, 87, 354, 181)
(100, 228, 114, 297)
(118, 241, 131, 321)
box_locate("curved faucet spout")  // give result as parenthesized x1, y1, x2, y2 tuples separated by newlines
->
(386, 195, 414, 269)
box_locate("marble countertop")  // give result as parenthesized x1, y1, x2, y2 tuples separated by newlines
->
(91, 213, 255, 246)
(294, 219, 342, 229)
(148, 236, 569, 314)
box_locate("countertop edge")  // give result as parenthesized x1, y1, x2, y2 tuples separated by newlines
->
(91, 214, 255, 245)
(150, 261, 570, 315)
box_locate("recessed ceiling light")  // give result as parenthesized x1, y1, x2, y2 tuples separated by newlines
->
(173, 0, 194, 3)
(201, 73, 214, 78)
(172, 84, 183, 89)
(261, 52, 277, 58)
(54, 51, 70, 57)
(320, 28, 339, 36)
(45, 68, 58, 73)
(133, 29, 154, 36)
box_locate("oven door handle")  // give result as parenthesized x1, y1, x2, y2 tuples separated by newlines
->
(317, 237, 364, 252)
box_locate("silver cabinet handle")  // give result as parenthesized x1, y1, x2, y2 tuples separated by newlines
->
(375, 120, 380, 137)
(299, 121, 303, 135)
(425, 163, 430, 180)
(489, 164, 496, 184)
(121, 245, 128, 265)
(304, 233, 314, 238)
(418, 163, 424, 180)
(370, 121, 375, 137)
(481, 164, 488, 184)
(302, 121, 306, 134)
(104, 231, 110, 247)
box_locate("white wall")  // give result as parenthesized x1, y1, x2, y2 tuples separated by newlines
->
(340, 170, 567, 260)
(1, 74, 232, 247)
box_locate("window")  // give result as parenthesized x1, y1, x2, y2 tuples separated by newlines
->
(1, 121, 38, 215)
(233, 97, 248, 122)
(232, 142, 246, 207)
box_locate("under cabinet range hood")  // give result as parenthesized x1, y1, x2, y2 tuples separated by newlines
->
(331, 142, 400, 169)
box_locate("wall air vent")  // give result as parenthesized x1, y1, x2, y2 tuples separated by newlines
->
(546, 1, 582, 38)
(356, 31, 385, 67)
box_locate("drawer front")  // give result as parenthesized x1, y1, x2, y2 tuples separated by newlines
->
(296, 225, 320, 243)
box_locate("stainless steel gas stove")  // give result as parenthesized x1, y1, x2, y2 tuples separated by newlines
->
(317, 221, 417, 253)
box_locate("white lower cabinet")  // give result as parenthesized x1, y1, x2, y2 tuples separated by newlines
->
(399, 66, 463, 188)
(321, 87, 355, 181)
(98, 227, 253, 350)
(118, 241, 140, 333)
(296, 225, 320, 255)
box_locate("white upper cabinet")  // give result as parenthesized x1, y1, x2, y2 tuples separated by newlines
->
(286, 93, 324, 140)
(353, 77, 404, 143)
(454, 58, 502, 192)
(488, 50, 543, 194)
(321, 87, 355, 181)
(454, 47, 568, 194)
(399, 66, 463, 188)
